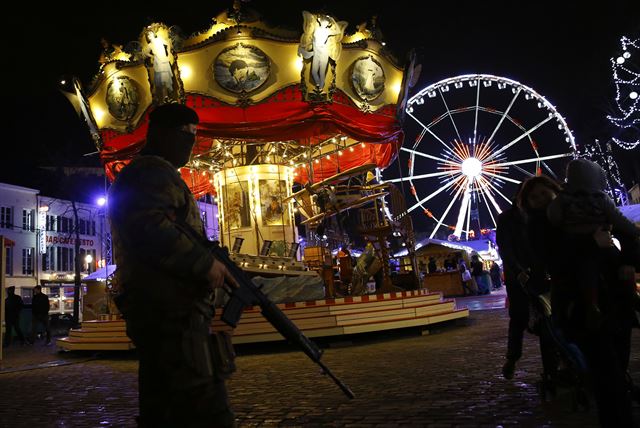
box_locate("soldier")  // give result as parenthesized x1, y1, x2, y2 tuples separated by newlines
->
(108, 103, 238, 428)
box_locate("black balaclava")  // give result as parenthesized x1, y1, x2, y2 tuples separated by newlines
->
(140, 103, 200, 168)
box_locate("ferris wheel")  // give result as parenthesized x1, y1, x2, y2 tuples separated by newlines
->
(386, 74, 577, 240)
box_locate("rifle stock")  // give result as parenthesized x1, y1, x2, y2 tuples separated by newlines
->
(210, 243, 355, 399)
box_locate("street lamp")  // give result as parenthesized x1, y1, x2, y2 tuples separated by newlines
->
(85, 254, 93, 273)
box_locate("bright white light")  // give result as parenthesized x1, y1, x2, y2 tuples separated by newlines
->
(461, 157, 482, 178)
(616, 56, 625, 64)
(85, 254, 93, 264)
(97, 197, 106, 206)
(630, 91, 638, 100)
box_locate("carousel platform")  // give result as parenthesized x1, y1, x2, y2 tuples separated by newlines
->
(56, 289, 469, 351)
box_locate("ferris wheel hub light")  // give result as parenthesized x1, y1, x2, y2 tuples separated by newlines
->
(461, 157, 482, 178)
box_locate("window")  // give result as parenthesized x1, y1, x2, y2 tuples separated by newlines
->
(79, 219, 86, 235)
(56, 247, 74, 272)
(1, 206, 12, 228)
(22, 209, 35, 231)
(46, 215, 56, 232)
(56, 247, 62, 271)
(61, 217, 68, 233)
(5, 247, 13, 276)
(61, 247, 69, 271)
(91, 221, 96, 236)
(43, 247, 53, 271)
(22, 247, 34, 275)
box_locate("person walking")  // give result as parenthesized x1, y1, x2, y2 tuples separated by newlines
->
(515, 175, 563, 394)
(470, 254, 488, 294)
(4, 286, 27, 346)
(31, 285, 52, 345)
(108, 103, 239, 428)
(490, 262, 502, 290)
(496, 183, 531, 380)
(458, 258, 476, 296)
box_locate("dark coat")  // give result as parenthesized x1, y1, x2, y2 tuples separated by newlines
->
(496, 206, 530, 285)
(32, 293, 50, 316)
(5, 294, 24, 321)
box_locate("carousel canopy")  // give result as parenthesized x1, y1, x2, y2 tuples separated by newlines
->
(61, 4, 418, 196)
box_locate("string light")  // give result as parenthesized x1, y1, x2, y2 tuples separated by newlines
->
(580, 140, 628, 206)
(607, 35, 640, 150)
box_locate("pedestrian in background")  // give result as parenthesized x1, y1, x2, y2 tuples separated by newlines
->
(31, 285, 52, 345)
(496, 183, 530, 380)
(4, 286, 27, 346)
(490, 261, 502, 290)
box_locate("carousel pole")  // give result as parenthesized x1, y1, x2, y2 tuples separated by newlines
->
(276, 160, 287, 254)
(223, 166, 230, 250)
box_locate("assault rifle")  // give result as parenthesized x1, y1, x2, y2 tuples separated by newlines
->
(209, 241, 355, 399)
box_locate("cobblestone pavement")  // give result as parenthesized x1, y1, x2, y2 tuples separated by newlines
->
(2, 300, 640, 427)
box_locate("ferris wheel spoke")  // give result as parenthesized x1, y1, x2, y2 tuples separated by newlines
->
(407, 175, 464, 213)
(490, 152, 573, 168)
(487, 116, 554, 162)
(439, 89, 464, 146)
(412, 128, 428, 150)
(453, 181, 472, 237)
(478, 175, 511, 206)
(400, 147, 459, 165)
(386, 170, 455, 183)
(541, 161, 559, 179)
(429, 178, 467, 239)
(408, 111, 462, 159)
(478, 185, 499, 228)
(486, 88, 521, 145)
(465, 192, 472, 239)
(511, 163, 535, 177)
(473, 79, 481, 147)
(482, 170, 522, 184)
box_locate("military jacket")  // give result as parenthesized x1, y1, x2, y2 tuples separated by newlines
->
(108, 155, 214, 321)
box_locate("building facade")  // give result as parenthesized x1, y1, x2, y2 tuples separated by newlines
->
(1, 182, 219, 308)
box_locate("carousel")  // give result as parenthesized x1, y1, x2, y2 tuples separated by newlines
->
(57, 3, 468, 350)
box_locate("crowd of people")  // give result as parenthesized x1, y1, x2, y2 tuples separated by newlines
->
(496, 159, 640, 427)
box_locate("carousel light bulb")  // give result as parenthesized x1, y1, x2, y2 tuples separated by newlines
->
(630, 91, 638, 100)
(616, 56, 625, 64)
(179, 65, 192, 80)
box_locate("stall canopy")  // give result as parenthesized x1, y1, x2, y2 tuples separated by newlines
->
(82, 265, 117, 282)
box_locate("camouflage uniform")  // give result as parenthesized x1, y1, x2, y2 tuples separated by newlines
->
(109, 154, 235, 428)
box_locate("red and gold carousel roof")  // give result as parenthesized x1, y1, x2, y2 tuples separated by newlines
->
(62, 3, 416, 194)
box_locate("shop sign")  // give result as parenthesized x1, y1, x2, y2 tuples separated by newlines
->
(46, 236, 94, 246)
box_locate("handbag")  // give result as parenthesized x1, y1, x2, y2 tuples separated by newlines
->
(461, 269, 472, 282)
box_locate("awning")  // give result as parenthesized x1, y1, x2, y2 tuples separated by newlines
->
(82, 265, 117, 282)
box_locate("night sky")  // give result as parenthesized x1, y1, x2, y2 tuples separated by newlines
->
(4, 0, 639, 227)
